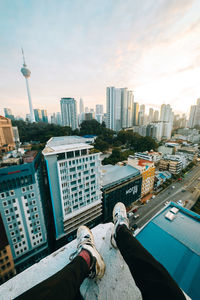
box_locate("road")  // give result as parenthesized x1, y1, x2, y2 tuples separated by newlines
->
(129, 164, 200, 229)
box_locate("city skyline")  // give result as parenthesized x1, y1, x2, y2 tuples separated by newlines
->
(1, 0, 200, 117)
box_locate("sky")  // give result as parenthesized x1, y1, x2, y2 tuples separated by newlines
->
(0, 0, 200, 118)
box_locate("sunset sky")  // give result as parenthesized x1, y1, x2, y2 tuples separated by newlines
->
(0, 0, 200, 117)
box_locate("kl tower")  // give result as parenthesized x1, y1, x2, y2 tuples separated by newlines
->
(21, 49, 35, 123)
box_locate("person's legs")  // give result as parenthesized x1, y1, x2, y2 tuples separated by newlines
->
(112, 202, 186, 300)
(15, 226, 105, 300)
(15, 255, 89, 300)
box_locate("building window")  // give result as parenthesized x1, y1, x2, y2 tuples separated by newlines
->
(1, 193, 5, 199)
(7, 217, 11, 222)
(67, 151, 74, 159)
(22, 187, 26, 193)
(57, 152, 65, 160)
(10, 190, 15, 196)
(5, 209, 9, 215)
(3, 201, 7, 207)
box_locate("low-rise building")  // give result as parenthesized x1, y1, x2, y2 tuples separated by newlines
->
(159, 155, 183, 174)
(134, 151, 162, 163)
(127, 156, 155, 198)
(101, 165, 142, 222)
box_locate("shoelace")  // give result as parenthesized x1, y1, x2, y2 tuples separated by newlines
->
(69, 235, 94, 262)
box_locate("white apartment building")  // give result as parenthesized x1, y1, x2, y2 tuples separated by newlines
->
(106, 87, 134, 131)
(43, 136, 102, 241)
(60, 98, 78, 130)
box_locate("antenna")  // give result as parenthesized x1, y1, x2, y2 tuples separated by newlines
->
(21, 47, 26, 66)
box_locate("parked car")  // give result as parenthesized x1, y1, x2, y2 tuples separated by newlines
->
(133, 214, 140, 219)
(131, 224, 138, 231)
(177, 200, 184, 206)
(152, 195, 155, 199)
(171, 186, 175, 189)
(127, 212, 134, 218)
(164, 201, 169, 206)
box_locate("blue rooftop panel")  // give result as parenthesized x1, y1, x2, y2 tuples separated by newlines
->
(136, 203, 200, 300)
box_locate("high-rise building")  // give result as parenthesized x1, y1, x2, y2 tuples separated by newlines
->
(20, 49, 35, 123)
(96, 104, 103, 114)
(34, 109, 43, 122)
(0, 151, 49, 273)
(133, 102, 139, 125)
(12, 127, 20, 144)
(160, 104, 173, 123)
(188, 99, 200, 128)
(41, 110, 48, 123)
(138, 104, 145, 125)
(106, 87, 134, 131)
(85, 113, 95, 121)
(148, 108, 154, 123)
(42, 136, 102, 243)
(79, 98, 84, 114)
(153, 110, 159, 122)
(4, 108, 15, 121)
(56, 112, 62, 126)
(0, 116, 15, 152)
(0, 214, 16, 284)
(60, 98, 77, 130)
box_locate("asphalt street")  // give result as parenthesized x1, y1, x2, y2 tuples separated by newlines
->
(129, 164, 200, 229)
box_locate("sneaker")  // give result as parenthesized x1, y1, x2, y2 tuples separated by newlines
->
(69, 225, 105, 279)
(111, 202, 129, 249)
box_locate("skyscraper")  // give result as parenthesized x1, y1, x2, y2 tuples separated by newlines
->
(60, 98, 77, 130)
(148, 108, 154, 123)
(160, 104, 173, 123)
(79, 98, 84, 114)
(0, 116, 15, 152)
(138, 104, 145, 125)
(188, 99, 200, 128)
(133, 102, 139, 125)
(106, 87, 134, 131)
(96, 104, 104, 114)
(20, 49, 35, 123)
(34, 109, 43, 122)
(4, 108, 15, 121)
(41, 110, 48, 123)
(153, 110, 159, 122)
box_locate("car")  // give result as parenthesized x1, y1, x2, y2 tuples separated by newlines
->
(133, 214, 140, 219)
(164, 201, 169, 206)
(152, 195, 155, 199)
(127, 212, 134, 218)
(171, 186, 175, 189)
(177, 200, 184, 206)
(132, 207, 138, 213)
(131, 224, 138, 231)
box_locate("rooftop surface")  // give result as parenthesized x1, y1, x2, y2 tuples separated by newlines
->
(43, 136, 92, 155)
(136, 202, 200, 300)
(101, 164, 140, 188)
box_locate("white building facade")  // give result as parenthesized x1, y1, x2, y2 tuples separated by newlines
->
(60, 98, 78, 130)
(43, 136, 102, 242)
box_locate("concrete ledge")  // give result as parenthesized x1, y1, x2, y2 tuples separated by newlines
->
(1, 223, 142, 300)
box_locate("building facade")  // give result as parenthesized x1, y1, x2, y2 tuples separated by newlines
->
(0, 214, 16, 284)
(128, 156, 155, 198)
(106, 87, 134, 131)
(0, 116, 15, 153)
(0, 151, 48, 273)
(60, 98, 78, 130)
(101, 165, 142, 222)
(43, 136, 102, 243)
